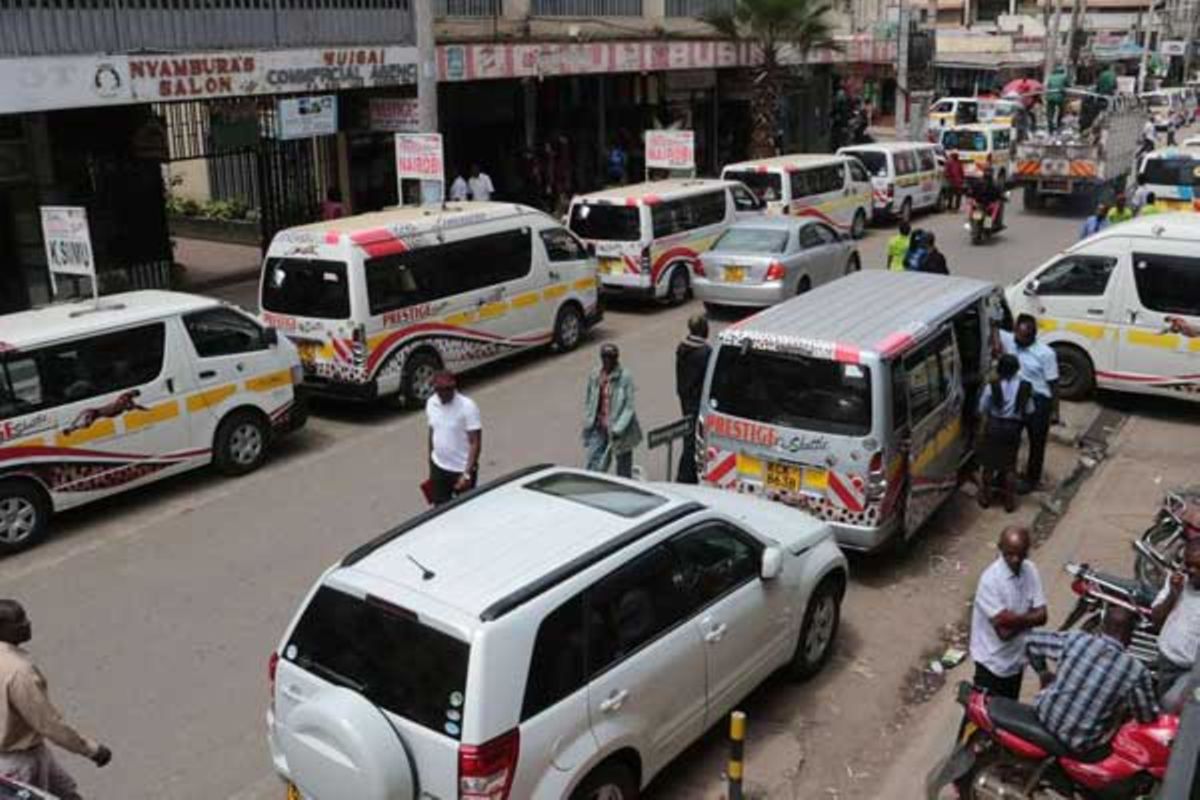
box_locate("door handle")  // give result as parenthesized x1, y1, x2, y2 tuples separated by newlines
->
(598, 689, 628, 713)
(1128, 309, 1139, 324)
(165, 377, 175, 394)
(704, 623, 728, 643)
(1086, 308, 1105, 316)
(548, 269, 561, 282)
(198, 370, 217, 379)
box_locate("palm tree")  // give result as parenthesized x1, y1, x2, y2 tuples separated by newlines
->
(703, 0, 841, 158)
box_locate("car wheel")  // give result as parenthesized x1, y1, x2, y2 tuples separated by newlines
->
(553, 303, 585, 353)
(0, 481, 49, 554)
(796, 276, 812, 295)
(1052, 344, 1095, 401)
(851, 209, 867, 239)
(402, 350, 442, 406)
(845, 253, 861, 274)
(899, 198, 913, 224)
(666, 265, 690, 306)
(214, 410, 270, 476)
(571, 761, 639, 800)
(789, 576, 842, 680)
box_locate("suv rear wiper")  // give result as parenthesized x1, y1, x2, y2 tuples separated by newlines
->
(293, 655, 367, 694)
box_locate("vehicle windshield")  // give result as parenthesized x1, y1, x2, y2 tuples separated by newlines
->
(286, 586, 470, 740)
(261, 258, 350, 320)
(709, 346, 873, 436)
(568, 203, 641, 242)
(1140, 157, 1200, 186)
(844, 150, 887, 177)
(722, 170, 784, 202)
(932, 101, 954, 113)
(942, 131, 989, 152)
(712, 227, 789, 254)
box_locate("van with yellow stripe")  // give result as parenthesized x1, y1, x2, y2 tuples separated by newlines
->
(568, 179, 764, 304)
(0, 290, 306, 553)
(940, 124, 1015, 185)
(258, 202, 601, 405)
(1135, 148, 1200, 213)
(721, 154, 873, 237)
(1008, 212, 1200, 403)
(838, 142, 943, 223)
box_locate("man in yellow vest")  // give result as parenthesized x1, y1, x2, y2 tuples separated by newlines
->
(887, 221, 912, 271)
(1106, 192, 1134, 224)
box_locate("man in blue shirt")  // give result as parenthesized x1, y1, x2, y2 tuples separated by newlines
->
(997, 314, 1059, 494)
(1079, 203, 1107, 239)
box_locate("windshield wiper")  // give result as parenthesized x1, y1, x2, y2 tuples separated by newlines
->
(293, 655, 367, 694)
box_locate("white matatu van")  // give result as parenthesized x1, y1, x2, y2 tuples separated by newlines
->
(719, 154, 874, 238)
(0, 291, 306, 552)
(1008, 212, 1200, 402)
(259, 202, 601, 406)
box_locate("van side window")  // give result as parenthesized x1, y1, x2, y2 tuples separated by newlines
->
(891, 366, 909, 432)
(903, 330, 954, 424)
(585, 545, 692, 677)
(694, 190, 728, 227)
(652, 199, 690, 238)
(670, 523, 762, 608)
(521, 593, 586, 721)
(918, 149, 937, 172)
(894, 151, 916, 176)
(0, 354, 43, 419)
(184, 309, 268, 358)
(848, 159, 869, 183)
(1034, 255, 1117, 296)
(994, 130, 1011, 150)
(1132, 253, 1200, 316)
(953, 303, 984, 383)
(790, 170, 813, 199)
(821, 165, 845, 192)
(540, 228, 588, 262)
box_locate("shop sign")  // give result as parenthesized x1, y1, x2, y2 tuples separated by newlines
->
(0, 56, 133, 114)
(369, 97, 421, 133)
(395, 133, 444, 181)
(1161, 40, 1188, 57)
(277, 95, 338, 140)
(645, 130, 695, 171)
(40, 206, 96, 298)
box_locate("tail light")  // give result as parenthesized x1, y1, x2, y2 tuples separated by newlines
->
(885, 183, 895, 201)
(268, 651, 280, 709)
(640, 246, 651, 274)
(351, 324, 368, 368)
(865, 451, 887, 500)
(459, 729, 520, 800)
(764, 262, 785, 282)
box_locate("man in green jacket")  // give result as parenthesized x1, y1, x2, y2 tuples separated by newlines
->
(887, 221, 912, 271)
(1096, 64, 1117, 97)
(1045, 66, 1067, 132)
(583, 343, 643, 477)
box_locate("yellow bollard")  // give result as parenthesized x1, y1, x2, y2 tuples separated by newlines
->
(728, 710, 746, 800)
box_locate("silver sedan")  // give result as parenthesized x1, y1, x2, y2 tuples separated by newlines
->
(693, 216, 862, 309)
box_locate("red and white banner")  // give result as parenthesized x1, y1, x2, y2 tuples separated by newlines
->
(395, 133, 444, 181)
(646, 130, 695, 171)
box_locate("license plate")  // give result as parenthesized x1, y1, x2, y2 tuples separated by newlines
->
(971, 211, 983, 221)
(601, 258, 625, 275)
(724, 266, 746, 283)
(287, 783, 304, 800)
(766, 462, 803, 493)
(296, 342, 320, 363)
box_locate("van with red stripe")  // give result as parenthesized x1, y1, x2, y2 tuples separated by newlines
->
(837, 142, 944, 223)
(698, 271, 1002, 552)
(567, 179, 765, 304)
(0, 291, 306, 552)
(258, 202, 601, 406)
(721, 154, 874, 238)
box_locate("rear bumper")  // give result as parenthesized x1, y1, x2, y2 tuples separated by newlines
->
(298, 374, 379, 402)
(831, 513, 902, 553)
(693, 277, 788, 307)
(599, 277, 657, 300)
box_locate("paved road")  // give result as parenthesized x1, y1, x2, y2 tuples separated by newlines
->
(0, 195, 1087, 799)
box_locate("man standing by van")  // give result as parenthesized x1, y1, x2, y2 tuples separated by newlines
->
(998, 315, 1058, 494)
(426, 372, 482, 505)
(0, 600, 111, 798)
(583, 344, 642, 478)
(675, 315, 711, 484)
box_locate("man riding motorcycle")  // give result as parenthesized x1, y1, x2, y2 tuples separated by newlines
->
(966, 167, 1006, 231)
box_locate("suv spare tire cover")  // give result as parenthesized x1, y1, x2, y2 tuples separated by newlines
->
(278, 686, 415, 800)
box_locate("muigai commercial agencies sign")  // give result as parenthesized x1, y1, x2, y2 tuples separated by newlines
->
(40, 206, 96, 297)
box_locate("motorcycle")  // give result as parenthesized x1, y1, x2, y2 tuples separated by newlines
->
(965, 195, 1005, 245)
(1059, 562, 1159, 669)
(926, 681, 1178, 799)
(1132, 486, 1200, 588)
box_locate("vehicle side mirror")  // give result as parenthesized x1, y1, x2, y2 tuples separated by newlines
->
(1023, 279, 1039, 297)
(761, 547, 783, 581)
(263, 326, 279, 347)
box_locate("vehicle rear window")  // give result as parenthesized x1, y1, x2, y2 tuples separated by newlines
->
(712, 227, 788, 254)
(569, 203, 641, 242)
(722, 170, 784, 202)
(1140, 157, 1200, 187)
(524, 472, 669, 517)
(286, 586, 469, 740)
(942, 131, 988, 152)
(845, 150, 887, 177)
(261, 258, 350, 320)
(709, 346, 873, 436)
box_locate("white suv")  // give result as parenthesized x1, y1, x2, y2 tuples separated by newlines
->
(268, 466, 848, 800)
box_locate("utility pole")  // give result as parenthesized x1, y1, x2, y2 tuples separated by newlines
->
(1182, 0, 1200, 81)
(897, 0, 910, 130)
(1044, 0, 1066, 83)
(415, 0, 438, 134)
(1066, 0, 1086, 80)
(1138, 0, 1160, 91)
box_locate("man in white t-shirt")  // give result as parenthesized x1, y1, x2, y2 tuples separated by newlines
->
(425, 371, 482, 505)
(449, 168, 469, 202)
(968, 526, 1048, 699)
(1151, 537, 1200, 696)
(468, 163, 495, 202)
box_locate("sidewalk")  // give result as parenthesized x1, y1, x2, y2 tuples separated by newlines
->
(173, 236, 262, 292)
(875, 406, 1199, 799)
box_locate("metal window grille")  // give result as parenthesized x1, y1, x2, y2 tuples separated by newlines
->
(530, 0, 642, 15)
(434, 0, 500, 17)
(664, 0, 734, 17)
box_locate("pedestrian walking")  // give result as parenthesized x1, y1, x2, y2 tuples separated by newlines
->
(997, 314, 1059, 494)
(582, 344, 642, 478)
(675, 315, 711, 484)
(468, 163, 495, 202)
(918, 233, 948, 274)
(607, 140, 628, 185)
(1139, 191, 1163, 216)
(944, 152, 965, 211)
(449, 167, 470, 202)
(1079, 203, 1108, 239)
(1106, 192, 1134, 224)
(0, 601, 111, 799)
(425, 371, 481, 506)
(886, 221, 911, 271)
(968, 527, 1048, 700)
(977, 354, 1032, 511)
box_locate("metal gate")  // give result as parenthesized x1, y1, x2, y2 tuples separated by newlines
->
(257, 134, 336, 247)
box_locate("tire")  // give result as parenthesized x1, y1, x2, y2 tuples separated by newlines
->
(553, 303, 585, 353)
(570, 760, 639, 800)
(0, 481, 50, 554)
(1136, 519, 1181, 587)
(1052, 345, 1095, 401)
(214, 410, 270, 476)
(789, 576, 842, 680)
(845, 253, 861, 274)
(970, 224, 983, 246)
(851, 208, 867, 239)
(665, 265, 690, 306)
(899, 198, 913, 225)
(796, 276, 812, 295)
(402, 350, 442, 406)
(956, 739, 1003, 799)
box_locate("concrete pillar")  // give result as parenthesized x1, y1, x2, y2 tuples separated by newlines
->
(597, 76, 607, 180)
(415, 0, 438, 134)
(524, 79, 538, 149)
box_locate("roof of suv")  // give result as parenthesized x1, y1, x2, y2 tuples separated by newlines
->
(338, 467, 702, 621)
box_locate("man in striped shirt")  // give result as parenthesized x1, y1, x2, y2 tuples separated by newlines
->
(1025, 606, 1161, 753)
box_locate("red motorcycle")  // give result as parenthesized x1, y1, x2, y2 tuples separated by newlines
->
(926, 682, 1178, 799)
(965, 195, 1005, 245)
